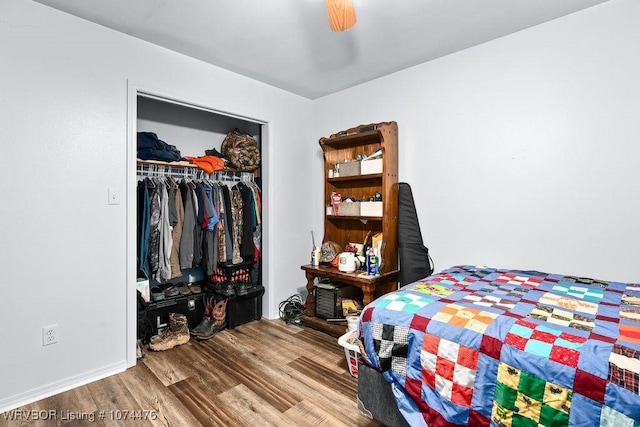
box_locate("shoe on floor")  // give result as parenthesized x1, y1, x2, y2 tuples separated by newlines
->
(193, 320, 226, 340)
(136, 339, 145, 359)
(192, 299, 227, 340)
(149, 313, 190, 351)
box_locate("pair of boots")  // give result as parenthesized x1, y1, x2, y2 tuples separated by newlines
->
(192, 298, 227, 340)
(149, 313, 190, 352)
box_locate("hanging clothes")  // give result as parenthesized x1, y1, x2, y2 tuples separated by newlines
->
(179, 180, 196, 269)
(136, 164, 261, 284)
(230, 186, 244, 264)
(239, 183, 255, 259)
(148, 181, 161, 278)
(169, 183, 184, 279)
(155, 180, 172, 282)
(138, 179, 151, 279)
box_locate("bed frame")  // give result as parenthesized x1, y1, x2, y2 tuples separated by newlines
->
(357, 362, 410, 427)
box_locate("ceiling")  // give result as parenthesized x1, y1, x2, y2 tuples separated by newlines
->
(34, 0, 608, 100)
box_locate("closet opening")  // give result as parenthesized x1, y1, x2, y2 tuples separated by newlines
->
(126, 85, 269, 367)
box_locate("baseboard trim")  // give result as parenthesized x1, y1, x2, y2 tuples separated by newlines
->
(0, 361, 127, 414)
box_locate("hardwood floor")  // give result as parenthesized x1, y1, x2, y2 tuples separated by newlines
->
(1, 319, 383, 426)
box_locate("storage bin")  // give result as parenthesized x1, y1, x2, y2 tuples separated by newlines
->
(145, 293, 207, 337)
(360, 158, 383, 175)
(360, 201, 382, 217)
(336, 161, 360, 177)
(338, 330, 361, 378)
(217, 285, 265, 329)
(335, 201, 360, 216)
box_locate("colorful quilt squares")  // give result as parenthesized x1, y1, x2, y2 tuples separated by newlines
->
(620, 308, 640, 322)
(622, 293, 640, 306)
(561, 276, 610, 289)
(411, 283, 455, 297)
(462, 294, 516, 311)
(449, 265, 496, 279)
(495, 273, 542, 288)
(492, 362, 571, 427)
(551, 284, 604, 302)
(427, 273, 477, 289)
(432, 303, 499, 334)
(421, 335, 479, 407)
(538, 292, 598, 315)
(527, 305, 595, 332)
(479, 284, 529, 300)
(609, 344, 640, 395)
(505, 319, 586, 368)
(376, 292, 433, 314)
(600, 406, 640, 427)
(619, 324, 640, 345)
(371, 322, 409, 375)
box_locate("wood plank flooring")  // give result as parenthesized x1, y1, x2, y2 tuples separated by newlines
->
(0, 319, 383, 427)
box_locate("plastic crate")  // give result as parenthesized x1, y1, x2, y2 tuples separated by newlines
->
(338, 330, 361, 378)
(209, 260, 253, 284)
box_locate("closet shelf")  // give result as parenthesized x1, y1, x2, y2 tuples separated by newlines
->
(137, 158, 197, 168)
(137, 159, 256, 173)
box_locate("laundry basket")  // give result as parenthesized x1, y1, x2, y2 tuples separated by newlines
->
(338, 330, 361, 378)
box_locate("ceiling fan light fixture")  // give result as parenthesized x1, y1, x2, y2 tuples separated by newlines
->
(325, 0, 357, 32)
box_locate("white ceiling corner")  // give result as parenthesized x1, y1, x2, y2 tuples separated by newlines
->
(33, 0, 609, 99)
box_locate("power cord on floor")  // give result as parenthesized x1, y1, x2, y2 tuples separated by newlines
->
(279, 294, 306, 325)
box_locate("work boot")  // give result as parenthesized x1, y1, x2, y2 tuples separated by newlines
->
(191, 297, 216, 337)
(192, 299, 227, 340)
(149, 313, 190, 351)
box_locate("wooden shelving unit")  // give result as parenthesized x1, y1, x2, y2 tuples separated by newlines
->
(302, 122, 399, 336)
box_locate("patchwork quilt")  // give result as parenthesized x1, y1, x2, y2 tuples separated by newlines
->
(359, 266, 640, 427)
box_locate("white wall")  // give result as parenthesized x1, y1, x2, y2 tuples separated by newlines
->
(314, 0, 640, 284)
(0, 0, 313, 411)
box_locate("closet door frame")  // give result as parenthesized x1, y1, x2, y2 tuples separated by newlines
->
(126, 81, 270, 367)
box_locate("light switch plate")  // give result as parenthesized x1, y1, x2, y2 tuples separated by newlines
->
(108, 188, 120, 205)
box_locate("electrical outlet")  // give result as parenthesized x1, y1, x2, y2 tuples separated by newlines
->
(42, 325, 58, 346)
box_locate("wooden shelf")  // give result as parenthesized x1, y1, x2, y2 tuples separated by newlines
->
(327, 216, 383, 222)
(303, 121, 398, 336)
(320, 126, 385, 149)
(302, 316, 346, 338)
(328, 173, 382, 182)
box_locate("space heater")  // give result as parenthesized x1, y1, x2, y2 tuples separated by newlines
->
(314, 281, 363, 319)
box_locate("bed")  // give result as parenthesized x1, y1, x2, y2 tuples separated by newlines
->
(357, 265, 640, 427)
